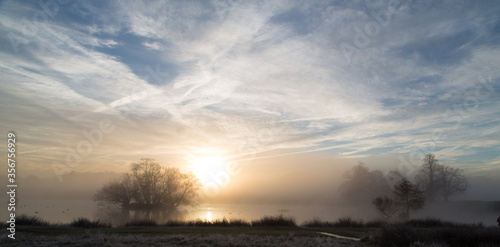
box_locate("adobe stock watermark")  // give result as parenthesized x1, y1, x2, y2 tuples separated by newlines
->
(199, 116, 284, 200)
(77, 63, 169, 173)
(386, 73, 496, 187)
(88, 63, 169, 122)
(199, 161, 242, 200)
(51, 119, 115, 182)
(112, 63, 168, 111)
(7, 0, 69, 53)
(145, 64, 170, 85)
(339, 0, 402, 65)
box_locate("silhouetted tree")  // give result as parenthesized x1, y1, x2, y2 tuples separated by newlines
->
(131, 158, 163, 206)
(94, 158, 201, 210)
(160, 166, 200, 208)
(416, 153, 469, 201)
(94, 174, 135, 208)
(340, 162, 391, 204)
(415, 154, 442, 201)
(393, 178, 425, 220)
(438, 166, 469, 201)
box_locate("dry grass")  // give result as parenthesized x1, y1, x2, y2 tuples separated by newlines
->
(364, 222, 500, 247)
(302, 217, 384, 228)
(15, 214, 50, 226)
(70, 217, 111, 228)
(0, 232, 364, 247)
(251, 214, 297, 227)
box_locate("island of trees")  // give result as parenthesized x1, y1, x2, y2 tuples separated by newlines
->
(94, 158, 201, 210)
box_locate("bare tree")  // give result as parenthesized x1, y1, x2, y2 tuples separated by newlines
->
(393, 178, 425, 220)
(439, 166, 469, 201)
(416, 154, 470, 201)
(131, 158, 163, 206)
(416, 154, 443, 201)
(165, 168, 200, 208)
(94, 174, 136, 208)
(95, 158, 201, 210)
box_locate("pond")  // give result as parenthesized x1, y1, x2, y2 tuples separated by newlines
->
(4, 199, 498, 227)
(7, 198, 375, 226)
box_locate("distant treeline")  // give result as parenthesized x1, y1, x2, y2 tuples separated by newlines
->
(340, 153, 470, 220)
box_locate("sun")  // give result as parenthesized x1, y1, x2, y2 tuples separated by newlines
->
(188, 155, 229, 185)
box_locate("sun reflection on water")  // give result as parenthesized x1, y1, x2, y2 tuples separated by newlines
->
(206, 211, 212, 222)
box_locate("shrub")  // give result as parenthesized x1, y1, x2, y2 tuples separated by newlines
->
(251, 214, 297, 227)
(16, 214, 50, 226)
(302, 217, 372, 228)
(302, 217, 333, 227)
(70, 217, 110, 228)
(187, 219, 212, 227)
(227, 218, 251, 227)
(212, 218, 230, 226)
(365, 223, 418, 246)
(182, 218, 251, 227)
(405, 218, 483, 228)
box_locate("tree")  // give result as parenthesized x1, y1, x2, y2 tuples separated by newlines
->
(156, 167, 200, 208)
(416, 154, 442, 201)
(94, 174, 138, 208)
(94, 158, 201, 210)
(416, 153, 469, 201)
(393, 178, 425, 220)
(131, 158, 164, 206)
(439, 166, 469, 201)
(340, 162, 391, 204)
(372, 196, 399, 219)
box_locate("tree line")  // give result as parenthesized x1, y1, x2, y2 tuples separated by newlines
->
(94, 154, 468, 218)
(340, 153, 469, 220)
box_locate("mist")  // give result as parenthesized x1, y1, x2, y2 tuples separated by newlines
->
(3, 152, 499, 226)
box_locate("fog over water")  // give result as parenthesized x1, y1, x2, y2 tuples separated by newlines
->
(4, 196, 499, 227)
(2, 167, 499, 226)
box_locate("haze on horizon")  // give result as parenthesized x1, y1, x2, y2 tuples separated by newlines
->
(1, 0, 500, 207)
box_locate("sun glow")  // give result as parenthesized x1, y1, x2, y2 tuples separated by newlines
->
(189, 155, 229, 185)
(206, 211, 213, 222)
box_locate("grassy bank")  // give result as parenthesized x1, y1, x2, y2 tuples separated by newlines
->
(364, 222, 500, 247)
(4, 215, 499, 246)
(1, 230, 364, 247)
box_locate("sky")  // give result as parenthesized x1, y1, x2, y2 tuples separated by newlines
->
(0, 0, 499, 197)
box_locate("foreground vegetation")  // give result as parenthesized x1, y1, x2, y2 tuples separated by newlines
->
(1, 231, 360, 247)
(365, 223, 499, 247)
(4, 215, 500, 247)
(2, 215, 362, 247)
(3, 215, 499, 246)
